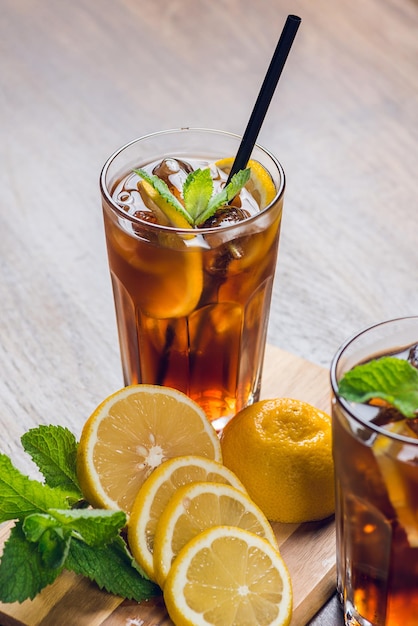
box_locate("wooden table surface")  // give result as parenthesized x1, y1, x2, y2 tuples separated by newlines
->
(1, 0, 418, 624)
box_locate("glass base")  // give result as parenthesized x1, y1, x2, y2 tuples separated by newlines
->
(344, 601, 375, 626)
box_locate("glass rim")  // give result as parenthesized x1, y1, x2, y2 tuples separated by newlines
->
(99, 127, 286, 235)
(330, 315, 418, 444)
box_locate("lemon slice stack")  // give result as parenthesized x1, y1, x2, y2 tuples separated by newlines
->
(127, 455, 247, 580)
(129, 457, 292, 626)
(77, 384, 293, 626)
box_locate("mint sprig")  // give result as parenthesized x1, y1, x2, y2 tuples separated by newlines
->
(338, 356, 418, 418)
(0, 425, 159, 603)
(135, 165, 251, 227)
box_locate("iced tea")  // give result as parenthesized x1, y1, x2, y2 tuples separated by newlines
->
(331, 317, 418, 626)
(100, 129, 285, 426)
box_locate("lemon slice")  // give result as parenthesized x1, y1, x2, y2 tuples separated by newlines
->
(215, 158, 277, 208)
(139, 244, 203, 319)
(164, 525, 293, 626)
(128, 455, 247, 580)
(76, 385, 222, 515)
(153, 481, 278, 587)
(135, 174, 203, 319)
(108, 217, 203, 319)
(372, 423, 418, 547)
(139, 179, 192, 229)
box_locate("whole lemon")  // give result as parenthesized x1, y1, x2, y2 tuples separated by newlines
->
(220, 398, 335, 523)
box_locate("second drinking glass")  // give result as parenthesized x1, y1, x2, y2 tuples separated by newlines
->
(331, 317, 418, 625)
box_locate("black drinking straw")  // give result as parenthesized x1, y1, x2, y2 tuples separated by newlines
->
(226, 14, 301, 184)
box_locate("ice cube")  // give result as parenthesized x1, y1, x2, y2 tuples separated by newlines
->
(200, 206, 250, 229)
(408, 343, 418, 368)
(152, 158, 193, 200)
(372, 406, 404, 428)
(133, 210, 159, 224)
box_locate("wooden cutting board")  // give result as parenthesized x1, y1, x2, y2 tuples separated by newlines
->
(0, 345, 336, 626)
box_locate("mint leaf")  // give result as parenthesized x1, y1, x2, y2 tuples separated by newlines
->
(183, 168, 213, 222)
(22, 513, 72, 569)
(196, 168, 251, 225)
(23, 512, 58, 542)
(47, 508, 127, 546)
(22, 508, 127, 569)
(38, 526, 72, 569)
(338, 356, 418, 418)
(0, 521, 63, 602)
(21, 425, 81, 495)
(66, 535, 160, 601)
(0, 454, 71, 523)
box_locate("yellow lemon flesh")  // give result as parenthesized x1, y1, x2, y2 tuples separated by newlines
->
(220, 398, 335, 523)
(76, 385, 221, 516)
(164, 525, 293, 626)
(128, 455, 247, 580)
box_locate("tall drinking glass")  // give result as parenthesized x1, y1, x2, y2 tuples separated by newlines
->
(330, 317, 418, 626)
(100, 128, 285, 428)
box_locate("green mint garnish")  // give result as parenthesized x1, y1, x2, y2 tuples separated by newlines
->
(135, 165, 251, 227)
(338, 356, 418, 418)
(199, 168, 251, 225)
(183, 168, 214, 222)
(23, 514, 72, 569)
(0, 521, 64, 602)
(66, 534, 154, 600)
(23, 508, 127, 548)
(0, 425, 159, 603)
